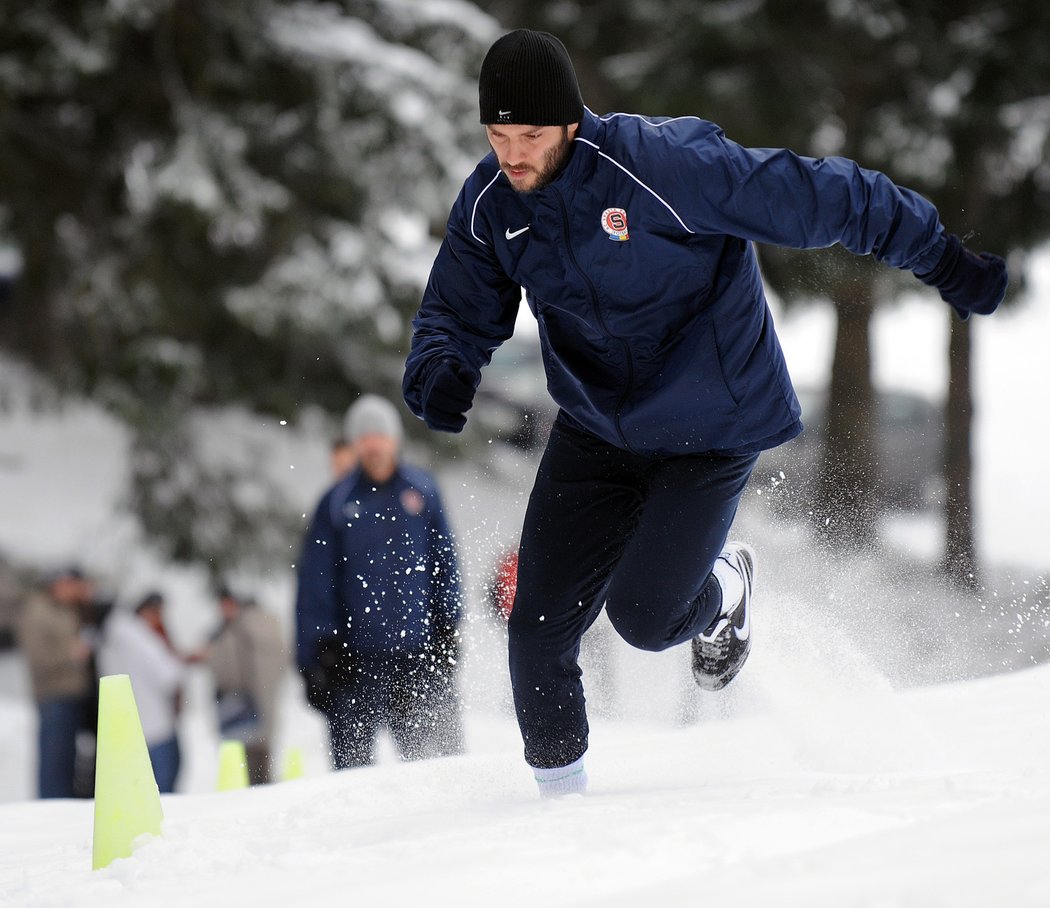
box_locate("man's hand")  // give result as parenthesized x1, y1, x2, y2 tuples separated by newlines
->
(420, 359, 476, 433)
(300, 639, 351, 710)
(916, 233, 1007, 320)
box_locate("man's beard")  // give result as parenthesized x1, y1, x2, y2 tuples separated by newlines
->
(504, 127, 572, 193)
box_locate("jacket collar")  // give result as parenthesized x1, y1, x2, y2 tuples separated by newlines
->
(575, 107, 602, 145)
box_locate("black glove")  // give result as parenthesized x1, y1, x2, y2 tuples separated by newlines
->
(420, 359, 476, 433)
(915, 232, 1007, 320)
(300, 639, 351, 710)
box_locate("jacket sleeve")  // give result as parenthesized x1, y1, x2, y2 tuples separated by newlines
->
(662, 120, 947, 274)
(294, 489, 342, 670)
(403, 171, 522, 419)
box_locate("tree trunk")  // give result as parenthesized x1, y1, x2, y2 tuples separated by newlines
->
(0, 217, 57, 369)
(942, 315, 979, 589)
(814, 276, 879, 548)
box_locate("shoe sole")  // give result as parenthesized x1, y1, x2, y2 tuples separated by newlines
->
(693, 636, 751, 691)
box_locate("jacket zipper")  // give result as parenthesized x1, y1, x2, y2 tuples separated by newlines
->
(554, 190, 636, 452)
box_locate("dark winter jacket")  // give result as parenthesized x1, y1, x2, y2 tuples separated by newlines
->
(404, 108, 948, 456)
(295, 463, 461, 668)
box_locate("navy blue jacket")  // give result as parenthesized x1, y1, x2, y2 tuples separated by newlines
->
(404, 109, 948, 456)
(294, 463, 461, 669)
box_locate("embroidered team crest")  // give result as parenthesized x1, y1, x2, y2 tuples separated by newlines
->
(400, 488, 425, 517)
(601, 207, 629, 242)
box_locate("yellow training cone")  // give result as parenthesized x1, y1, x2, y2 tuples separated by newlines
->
(282, 746, 305, 782)
(92, 674, 164, 870)
(216, 740, 250, 791)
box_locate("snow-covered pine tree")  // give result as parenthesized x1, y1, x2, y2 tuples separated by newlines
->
(0, 0, 498, 573)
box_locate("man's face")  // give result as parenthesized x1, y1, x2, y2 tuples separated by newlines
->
(355, 432, 399, 484)
(485, 123, 578, 192)
(52, 575, 93, 607)
(219, 595, 240, 623)
(139, 604, 164, 635)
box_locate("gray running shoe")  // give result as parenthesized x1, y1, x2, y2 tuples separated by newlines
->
(691, 542, 754, 691)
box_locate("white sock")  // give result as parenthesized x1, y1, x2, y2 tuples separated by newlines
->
(712, 555, 744, 614)
(533, 755, 587, 798)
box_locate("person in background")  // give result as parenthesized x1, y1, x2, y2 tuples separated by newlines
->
(204, 587, 287, 785)
(0, 554, 25, 652)
(487, 546, 519, 622)
(97, 591, 186, 793)
(295, 394, 464, 769)
(16, 566, 96, 798)
(403, 29, 1008, 796)
(329, 435, 358, 481)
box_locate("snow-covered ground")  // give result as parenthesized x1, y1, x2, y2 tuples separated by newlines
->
(2, 664, 1050, 906)
(0, 251, 1048, 905)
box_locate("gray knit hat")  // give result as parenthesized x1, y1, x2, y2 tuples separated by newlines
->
(344, 395, 403, 444)
(479, 29, 584, 126)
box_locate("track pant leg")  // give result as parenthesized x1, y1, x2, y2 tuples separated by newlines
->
(324, 659, 385, 769)
(147, 737, 181, 793)
(326, 653, 444, 768)
(37, 697, 82, 799)
(244, 743, 271, 785)
(602, 448, 758, 651)
(508, 417, 756, 769)
(386, 653, 445, 762)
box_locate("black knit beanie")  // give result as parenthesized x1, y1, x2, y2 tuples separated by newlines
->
(479, 29, 584, 126)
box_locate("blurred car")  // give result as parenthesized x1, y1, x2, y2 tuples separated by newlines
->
(474, 333, 557, 451)
(756, 385, 945, 514)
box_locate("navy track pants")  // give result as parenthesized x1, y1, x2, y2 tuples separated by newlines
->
(508, 415, 758, 768)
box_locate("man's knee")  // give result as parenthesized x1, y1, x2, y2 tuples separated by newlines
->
(606, 601, 678, 652)
(507, 602, 556, 651)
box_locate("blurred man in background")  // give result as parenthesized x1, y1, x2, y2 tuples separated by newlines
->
(204, 587, 287, 785)
(295, 394, 463, 768)
(97, 591, 186, 792)
(329, 435, 358, 481)
(16, 566, 97, 798)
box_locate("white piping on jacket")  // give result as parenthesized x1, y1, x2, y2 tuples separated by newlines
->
(470, 171, 503, 246)
(468, 112, 700, 245)
(576, 133, 695, 235)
